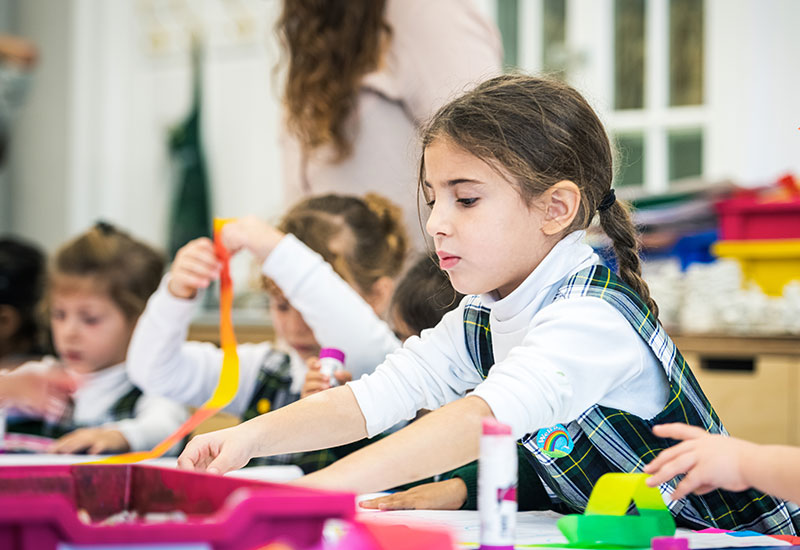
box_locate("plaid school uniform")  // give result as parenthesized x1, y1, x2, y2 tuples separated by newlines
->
(241, 349, 346, 474)
(8, 386, 143, 439)
(463, 265, 800, 534)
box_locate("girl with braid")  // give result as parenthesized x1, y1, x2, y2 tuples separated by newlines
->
(177, 75, 799, 534)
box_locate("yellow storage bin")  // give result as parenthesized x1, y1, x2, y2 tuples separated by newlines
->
(711, 239, 800, 296)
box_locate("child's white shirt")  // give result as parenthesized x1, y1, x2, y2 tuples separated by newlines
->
(348, 231, 670, 440)
(127, 233, 402, 414)
(13, 360, 188, 453)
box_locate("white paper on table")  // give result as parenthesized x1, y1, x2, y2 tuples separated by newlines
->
(354, 504, 793, 550)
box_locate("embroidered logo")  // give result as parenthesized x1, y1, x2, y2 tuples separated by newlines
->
(536, 424, 574, 458)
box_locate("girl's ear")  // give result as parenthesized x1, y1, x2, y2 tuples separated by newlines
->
(364, 276, 395, 318)
(540, 180, 581, 236)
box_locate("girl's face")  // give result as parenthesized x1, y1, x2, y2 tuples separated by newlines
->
(50, 284, 134, 374)
(268, 290, 320, 361)
(424, 138, 557, 299)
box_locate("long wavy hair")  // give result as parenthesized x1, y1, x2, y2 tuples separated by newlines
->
(277, 0, 390, 161)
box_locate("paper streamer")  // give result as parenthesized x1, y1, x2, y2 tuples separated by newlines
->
(88, 219, 240, 464)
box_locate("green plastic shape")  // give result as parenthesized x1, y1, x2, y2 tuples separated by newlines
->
(556, 473, 676, 548)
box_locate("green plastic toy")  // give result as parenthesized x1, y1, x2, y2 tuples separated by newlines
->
(556, 473, 676, 548)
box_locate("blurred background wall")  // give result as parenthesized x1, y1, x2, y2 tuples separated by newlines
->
(0, 0, 798, 253)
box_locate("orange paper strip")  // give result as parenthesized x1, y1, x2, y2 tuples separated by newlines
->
(88, 220, 240, 464)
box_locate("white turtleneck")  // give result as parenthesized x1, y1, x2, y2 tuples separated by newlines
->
(348, 231, 669, 440)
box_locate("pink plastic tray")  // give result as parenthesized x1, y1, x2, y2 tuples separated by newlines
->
(0, 464, 355, 550)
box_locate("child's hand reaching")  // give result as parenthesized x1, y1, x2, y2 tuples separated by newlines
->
(218, 216, 285, 263)
(0, 362, 76, 417)
(49, 427, 131, 454)
(177, 424, 257, 474)
(301, 358, 352, 399)
(644, 423, 755, 499)
(168, 238, 222, 299)
(359, 478, 468, 511)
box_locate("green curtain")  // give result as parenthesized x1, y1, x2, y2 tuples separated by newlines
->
(167, 38, 211, 260)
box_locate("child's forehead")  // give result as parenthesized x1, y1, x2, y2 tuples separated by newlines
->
(50, 274, 111, 302)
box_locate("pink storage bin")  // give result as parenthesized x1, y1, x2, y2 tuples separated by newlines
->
(0, 464, 355, 550)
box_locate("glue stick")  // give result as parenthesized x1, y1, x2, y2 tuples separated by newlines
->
(318, 348, 346, 387)
(478, 417, 517, 550)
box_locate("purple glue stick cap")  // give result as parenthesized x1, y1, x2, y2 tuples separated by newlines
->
(652, 537, 689, 550)
(319, 348, 345, 362)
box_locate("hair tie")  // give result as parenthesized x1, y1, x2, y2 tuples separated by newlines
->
(95, 220, 115, 235)
(597, 189, 616, 212)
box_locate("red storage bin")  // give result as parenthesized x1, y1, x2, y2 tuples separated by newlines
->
(715, 174, 800, 241)
(0, 464, 355, 550)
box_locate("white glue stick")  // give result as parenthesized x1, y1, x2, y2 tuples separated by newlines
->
(318, 347, 345, 387)
(478, 417, 517, 550)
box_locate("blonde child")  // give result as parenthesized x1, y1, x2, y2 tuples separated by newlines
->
(177, 75, 799, 534)
(127, 194, 407, 472)
(6, 222, 187, 454)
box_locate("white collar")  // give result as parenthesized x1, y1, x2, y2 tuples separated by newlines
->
(483, 231, 597, 324)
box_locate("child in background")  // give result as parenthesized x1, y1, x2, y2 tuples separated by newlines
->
(644, 423, 800, 504)
(178, 75, 800, 534)
(127, 194, 406, 472)
(389, 254, 464, 342)
(302, 254, 464, 397)
(0, 237, 48, 370)
(7, 222, 187, 454)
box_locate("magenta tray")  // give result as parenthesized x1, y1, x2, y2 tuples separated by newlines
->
(0, 464, 355, 550)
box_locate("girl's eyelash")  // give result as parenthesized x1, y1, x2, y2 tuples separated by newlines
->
(458, 198, 478, 206)
(425, 199, 435, 208)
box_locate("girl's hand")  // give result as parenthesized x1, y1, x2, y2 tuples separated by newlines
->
(168, 238, 221, 299)
(644, 423, 755, 499)
(177, 424, 255, 474)
(301, 358, 352, 399)
(219, 216, 285, 263)
(50, 427, 130, 454)
(0, 364, 76, 416)
(359, 478, 468, 511)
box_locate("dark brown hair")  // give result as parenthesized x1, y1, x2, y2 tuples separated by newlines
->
(50, 222, 165, 321)
(391, 255, 464, 337)
(278, 0, 389, 161)
(0, 237, 46, 353)
(277, 193, 407, 295)
(418, 74, 658, 317)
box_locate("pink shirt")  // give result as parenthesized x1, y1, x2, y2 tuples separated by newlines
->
(280, 0, 503, 251)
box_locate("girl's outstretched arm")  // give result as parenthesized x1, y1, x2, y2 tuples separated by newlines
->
(177, 384, 369, 473)
(178, 386, 492, 494)
(645, 423, 800, 503)
(297, 394, 491, 494)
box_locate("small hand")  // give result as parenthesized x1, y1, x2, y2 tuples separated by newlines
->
(177, 424, 255, 474)
(644, 423, 755, 499)
(301, 358, 352, 399)
(359, 478, 468, 511)
(168, 238, 221, 299)
(219, 216, 285, 263)
(0, 362, 76, 416)
(50, 427, 131, 455)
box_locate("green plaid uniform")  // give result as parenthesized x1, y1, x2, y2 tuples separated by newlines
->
(464, 265, 800, 534)
(241, 349, 351, 474)
(8, 386, 143, 439)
